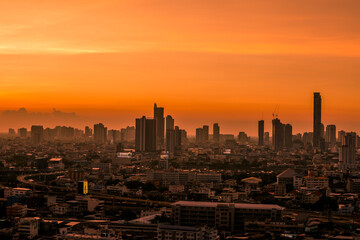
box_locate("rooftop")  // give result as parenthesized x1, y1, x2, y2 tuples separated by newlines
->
(172, 201, 284, 210)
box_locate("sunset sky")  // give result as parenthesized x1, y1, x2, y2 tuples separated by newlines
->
(1, 0, 360, 135)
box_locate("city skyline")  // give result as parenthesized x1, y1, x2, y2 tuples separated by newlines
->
(1, 1, 360, 136)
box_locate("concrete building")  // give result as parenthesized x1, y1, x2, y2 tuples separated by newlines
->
(258, 120, 264, 146)
(313, 92, 322, 148)
(171, 201, 284, 233)
(135, 116, 157, 152)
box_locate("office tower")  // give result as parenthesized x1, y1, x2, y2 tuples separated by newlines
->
(166, 129, 175, 153)
(166, 115, 174, 131)
(213, 123, 220, 143)
(85, 126, 92, 138)
(338, 130, 345, 143)
(272, 118, 284, 151)
(43, 128, 55, 141)
(313, 92, 322, 148)
(203, 125, 209, 142)
(175, 126, 182, 150)
(135, 116, 157, 152)
(264, 132, 270, 145)
(31, 125, 44, 144)
(284, 124, 292, 148)
(325, 125, 336, 147)
(120, 126, 135, 142)
(258, 120, 264, 146)
(93, 123, 107, 143)
(196, 128, 204, 145)
(18, 128, 27, 138)
(181, 129, 188, 146)
(154, 103, 165, 148)
(339, 132, 357, 171)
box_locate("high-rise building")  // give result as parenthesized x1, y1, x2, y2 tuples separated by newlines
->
(203, 125, 209, 142)
(325, 125, 336, 147)
(284, 124, 292, 148)
(18, 128, 27, 138)
(31, 125, 44, 144)
(175, 126, 182, 150)
(338, 130, 346, 143)
(313, 92, 322, 148)
(120, 126, 135, 142)
(196, 128, 204, 145)
(339, 132, 357, 171)
(154, 103, 165, 148)
(180, 129, 188, 146)
(166, 129, 175, 153)
(166, 115, 174, 131)
(135, 116, 157, 152)
(272, 118, 284, 151)
(93, 123, 107, 143)
(85, 126, 92, 138)
(258, 120, 264, 146)
(213, 123, 220, 143)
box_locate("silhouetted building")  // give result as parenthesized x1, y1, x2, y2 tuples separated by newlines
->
(326, 125, 336, 147)
(120, 126, 135, 142)
(18, 128, 27, 138)
(31, 125, 44, 144)
(258, 120, 264, 146)
(154, 103, 165, 148)
(213, 123, 220, 143)
(339, 132, 357, 171)
(175, 126, 182, 150)
(203, 125, 209, 142)
(135, 116, 157, 152)
(238, 132, 249, 145)
(93, 123, 107, 143)
(284, 124, 292, 148)
(85, 126, 92, 138)
(166, 129, 175, 153)
(313, 92, 322, 148)
(196, 128, 204, 145)
(338, 130, 345, 143)
(272, 118, 284, 151)
(166, 115, 174, 131)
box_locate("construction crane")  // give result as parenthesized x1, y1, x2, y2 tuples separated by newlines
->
(272, 104, 279, 119)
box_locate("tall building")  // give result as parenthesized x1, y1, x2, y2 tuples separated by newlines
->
(272, 118, 284, 151)
(258, 120, 264, 146)
(339, 132, 357, 171)
(31, 125, 44, 144)
(196, 128, 204, 145)
(338, 130, 346, 143)
(166, 115, 174, 131)
(85, 126, 92, 138)
(18, 128, 27, 138)
(313, 92, 322, 148)
(154, 103, 165, 148)
(213, 123, 220, 143)
(284, 124, 292, 148)
(175, 126, 182, 150)
(93, 123, 107, 143)
(166, 129, 175, 153)
(325, 125, 336, 147)
(135, 116, 157, 152)
(203, 125, 209, 142)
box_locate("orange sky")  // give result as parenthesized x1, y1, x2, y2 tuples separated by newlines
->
(1, 0, 360, 135)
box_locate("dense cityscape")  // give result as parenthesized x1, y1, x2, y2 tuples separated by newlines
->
(0, 92, 359, 239)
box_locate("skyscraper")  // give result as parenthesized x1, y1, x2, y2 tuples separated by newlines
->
(203, 125, 209, 142)
(339, 132, 357, 171)
(166, 129, 175, 153)
(196, 128, 204, 145)
(31, 125, 44, 144)
(313, 92, 322, 148)
(258, 120, 264, 146)
(284, 124, 292, 148)
(93, 123, 107, 143)
(272, 118, 284, 151)
(154, 103, 165, 149)
(213, 123, 220, 143)
(135, 116, 156, 152)
(325, 125, 336, 147)
(166, 115, 174, 131)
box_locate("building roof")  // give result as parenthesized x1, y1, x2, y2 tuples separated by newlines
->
(277, 168, 296, 179)
(172, 201, 284, 210)
(241, 177, 262, 183)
